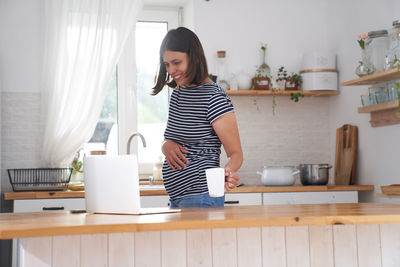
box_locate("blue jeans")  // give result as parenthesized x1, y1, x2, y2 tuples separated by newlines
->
(170, 193, 225, 208)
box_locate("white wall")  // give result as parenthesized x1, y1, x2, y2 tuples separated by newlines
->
(0, 0, 42, 93)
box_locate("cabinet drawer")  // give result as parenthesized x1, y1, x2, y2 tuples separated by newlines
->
(224, 193, 262, 206)
(140, 195, 170, 208)
(14, 198, 86, 212)
(262, 191, 358, 205)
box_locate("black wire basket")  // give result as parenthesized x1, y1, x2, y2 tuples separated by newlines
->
(7, 168, 73, 192)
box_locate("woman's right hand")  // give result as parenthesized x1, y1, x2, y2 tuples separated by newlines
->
(162, 140, 189, 170)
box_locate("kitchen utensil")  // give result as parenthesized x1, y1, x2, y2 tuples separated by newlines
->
(298, 164, 332, 185)
(257, 166, 300, 186)
(334, 124, 358, 185)
(7, 168, 72, 192)
(301, 51, 336, 70)
(300, 69, 338, 91)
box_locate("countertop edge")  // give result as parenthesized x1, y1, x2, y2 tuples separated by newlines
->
(1, 203, 400, 239)
(3, 185, 375, 200)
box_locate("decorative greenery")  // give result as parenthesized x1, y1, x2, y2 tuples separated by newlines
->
(276, 66, 288, 82)
(357, 33, 368, 50)
(70, 149, 83, 178)
(287, 73, 303, 88)
(393, 55, 400, 70)
(290, 92, 305, 102)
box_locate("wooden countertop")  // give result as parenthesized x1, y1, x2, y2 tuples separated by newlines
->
(0, 203, 399, 239)
(3, 185, 374, 200)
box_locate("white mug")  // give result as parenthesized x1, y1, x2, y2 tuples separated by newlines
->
(205, 167, 225, 197)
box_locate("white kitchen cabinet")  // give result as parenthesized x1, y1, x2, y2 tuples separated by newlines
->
(224, 193, 262, 206)
(262, 191, 358, 205)
(13, 198, 86, 213)
(140, 195, 170, 208)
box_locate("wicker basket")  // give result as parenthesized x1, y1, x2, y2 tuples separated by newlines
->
(8, 168, 72, 192)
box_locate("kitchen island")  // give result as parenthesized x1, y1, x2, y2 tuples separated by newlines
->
(1, 203, 400, 267)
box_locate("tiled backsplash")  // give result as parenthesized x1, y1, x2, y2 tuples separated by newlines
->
(222, 95, 331, 185)
(1, 92, 43, 194)
(0, 92, 331, 190)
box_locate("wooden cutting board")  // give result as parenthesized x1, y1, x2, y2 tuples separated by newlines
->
(334, 124, 358, 185)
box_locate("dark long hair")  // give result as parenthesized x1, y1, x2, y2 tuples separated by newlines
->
(152, 27, 209, 95)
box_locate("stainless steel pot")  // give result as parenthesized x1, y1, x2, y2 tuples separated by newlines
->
(299, 164, 332, 185)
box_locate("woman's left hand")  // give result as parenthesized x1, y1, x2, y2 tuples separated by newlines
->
(224, 167, 240, 191)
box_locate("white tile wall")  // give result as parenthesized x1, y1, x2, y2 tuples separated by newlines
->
(0, 92, 332, 189)
(1, 92, 42, 194)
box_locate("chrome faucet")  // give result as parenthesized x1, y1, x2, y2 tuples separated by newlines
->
(127, 132, 147, 154)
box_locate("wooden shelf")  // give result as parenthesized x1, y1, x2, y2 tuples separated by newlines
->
(341, 68, 400, 127)
(226, 90, 339, 96)
(340, 68, 400, 86)
(358, 100, 398, 113)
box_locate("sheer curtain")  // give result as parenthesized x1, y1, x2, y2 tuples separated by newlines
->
(41, 0, 142, 167)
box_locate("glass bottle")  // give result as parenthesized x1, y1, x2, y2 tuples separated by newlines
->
(367, 30, 389, 73)
(216, 50, 228, 90)
(257, 45, 271, 79)
(389, 19, 400, 67)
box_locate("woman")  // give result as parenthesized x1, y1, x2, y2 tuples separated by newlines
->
(152, 27, 243, 207)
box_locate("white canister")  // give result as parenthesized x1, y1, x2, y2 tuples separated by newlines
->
(301, 51, 336, 70)
(300, 69, 338, 91)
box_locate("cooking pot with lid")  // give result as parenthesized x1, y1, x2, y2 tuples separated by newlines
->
(299, 164, 332, 185)
(257, 166, 300, 186)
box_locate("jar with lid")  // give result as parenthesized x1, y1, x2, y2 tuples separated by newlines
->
(389, 19, 400, 67)
(366, 30, 389, 73)
(215, 50, 228, 90)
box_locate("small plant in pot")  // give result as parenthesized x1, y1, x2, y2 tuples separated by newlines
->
(285, 72, 302, 90)
(275, 66, 288, 90)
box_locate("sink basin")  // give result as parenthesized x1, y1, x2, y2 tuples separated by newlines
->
(139, 185, 165, 190)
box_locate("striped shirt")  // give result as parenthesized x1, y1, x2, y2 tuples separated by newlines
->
(162, 82, 234, 200)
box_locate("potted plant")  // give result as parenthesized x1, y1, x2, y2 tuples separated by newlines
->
(285, 72, 302, 90)
(253, 43, 271, 90)
(275, 66, 288, 90)
(253, 69, 271, 90)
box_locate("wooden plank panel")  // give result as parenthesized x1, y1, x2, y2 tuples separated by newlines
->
(161, 230, 186, 267)
(52, 235, 80, 267)
(286, 226, 310, 267)
(81, 234, 107, 267)
(237, 227, 262, 267)
(380, 224, 400, 267)
(333, 225, 357, 267)
(356, 224, 382, 267)
(261, 226, 286, 267)
(135, 231, 161, 267)
(109, 232, 134, 267)
(309, 225, 334, 267)
(212, 228, 237, 267)
(187, 229, 212, 267)
(20, 237, 52, 267)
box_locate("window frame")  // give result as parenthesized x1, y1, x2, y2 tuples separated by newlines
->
(117, 6, 179, 174)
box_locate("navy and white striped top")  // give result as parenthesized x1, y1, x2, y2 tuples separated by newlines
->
(162, 82, 234, 200)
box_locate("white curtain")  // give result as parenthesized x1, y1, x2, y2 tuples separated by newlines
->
(41, 0, 142, 167)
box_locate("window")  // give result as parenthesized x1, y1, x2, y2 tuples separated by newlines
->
(84, 71, 118, 156)
(85, 8, 179, 173)
(135, 21, 169, 164)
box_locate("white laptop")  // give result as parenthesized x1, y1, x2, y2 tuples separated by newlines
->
(84, 155, 180, 215)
